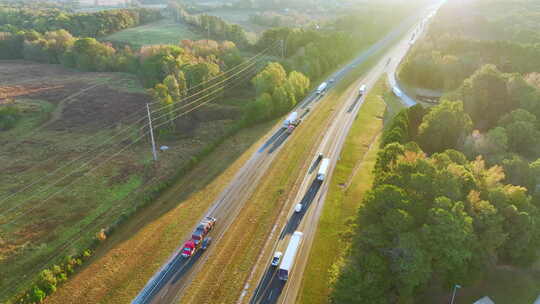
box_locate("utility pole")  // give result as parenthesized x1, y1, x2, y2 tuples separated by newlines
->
(146, 103, 158, 161)
(450, 284, 461, 304)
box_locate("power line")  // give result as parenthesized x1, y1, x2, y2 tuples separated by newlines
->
(146, 41, 279, 119)
(146, 40, 280, 108)
(150, 55, 267, 124)
(152, 63, 260, 131)
(0, 51, 266, 297)
(0, 116, 148, 208)
(1, 57, 264, 223)
(0, 126, 149, 222)
(0, 48, 271, 210)
(0, 41, 279, 179)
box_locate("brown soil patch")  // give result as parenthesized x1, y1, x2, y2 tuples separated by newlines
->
(47, 84, 152, 131)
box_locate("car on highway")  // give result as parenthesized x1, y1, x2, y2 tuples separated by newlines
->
(329, 78, 335, 83)
(271, 251, 283, 266)
(295, 203, 303, 213)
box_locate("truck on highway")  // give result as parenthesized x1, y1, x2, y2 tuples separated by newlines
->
(192, 216, 216, 245)
(286, 119, 302, 134)
(316, 82, 328, 95)
(278, 231, 304, 281)
(181, 217, 216, 258)
(359, 84, 367, 96)
(317, 158, 330, 181)
(283, 111, 298, 128)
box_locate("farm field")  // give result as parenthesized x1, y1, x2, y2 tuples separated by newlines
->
(0, 60, 253, 301)
(103, 19, 203, 48)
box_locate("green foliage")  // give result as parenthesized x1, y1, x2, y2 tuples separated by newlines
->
(462, 65, 517, 129)
(498, 109, 540, 157)
(251, 62, 287, 95)
(381, 104, 427, 148)
(243, 62, 309, 125)
(332, 144, 540, 302)
(256, 4, 414, 80)
(13, 252, 92, 304)
(0, 105, 21, 130)
(418, 100, 472, 154)
(0, 6, 161, 37)
(172, 5, 249, 47)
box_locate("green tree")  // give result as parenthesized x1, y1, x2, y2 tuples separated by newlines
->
(498, 109, 540, 157)
(163, 74, 181, 102)
(421, 197, 476, 285)
(461, 64, 514, 129)
(418, 100, 473, 154)
(286, 70, 310, 100)
(251, 62, 287, 95)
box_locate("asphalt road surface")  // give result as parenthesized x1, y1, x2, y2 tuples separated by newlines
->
(247, 3, 444, 304)
(133, 2, 442, 303)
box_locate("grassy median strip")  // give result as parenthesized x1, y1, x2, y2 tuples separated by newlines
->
(43, 121, 275, 304)
(296, 78, 398, 304)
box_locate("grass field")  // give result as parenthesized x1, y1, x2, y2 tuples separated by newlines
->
(297, 78, 404, 304)
(0, 60, 255, 301)
(103, 19, 202, 48)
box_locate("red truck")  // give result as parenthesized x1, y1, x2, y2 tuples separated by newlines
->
(181, 217, 216, 258)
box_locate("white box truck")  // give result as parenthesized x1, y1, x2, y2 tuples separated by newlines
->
(316, 82, 328, 95)
(278, 231, 304, 281)
(317, 158, 330, 181)
(359, 84, 367, 96)
(283, 111, 298, 128)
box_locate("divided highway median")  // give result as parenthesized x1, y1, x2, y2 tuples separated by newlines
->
(297, 78, 404, 304)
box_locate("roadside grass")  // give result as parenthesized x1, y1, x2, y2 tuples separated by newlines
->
(103, 19, 202, 48)
(296, 77, 391, 304)
(179, 52, 389, 304)
(43, 120, 277, 304)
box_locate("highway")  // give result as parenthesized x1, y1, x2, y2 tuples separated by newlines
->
(247, 3, 443, 304)
(132, 3, 441, 304)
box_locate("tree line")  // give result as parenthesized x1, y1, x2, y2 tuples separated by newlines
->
(168, 2, 249, 48)
(399, 0, 540, 91)
(0, 6, 161, 38)
(255, 3, 417, 81)
(0, 28, 243, 89)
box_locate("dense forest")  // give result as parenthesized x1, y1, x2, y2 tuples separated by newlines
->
(399, 0, 540, 91)
(255, 3, 417, 81)
(331, 72, 540, 302)
(169, 4, 250, 48)
(0, 6, 161, 37)
(331, 1, 540, 302)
